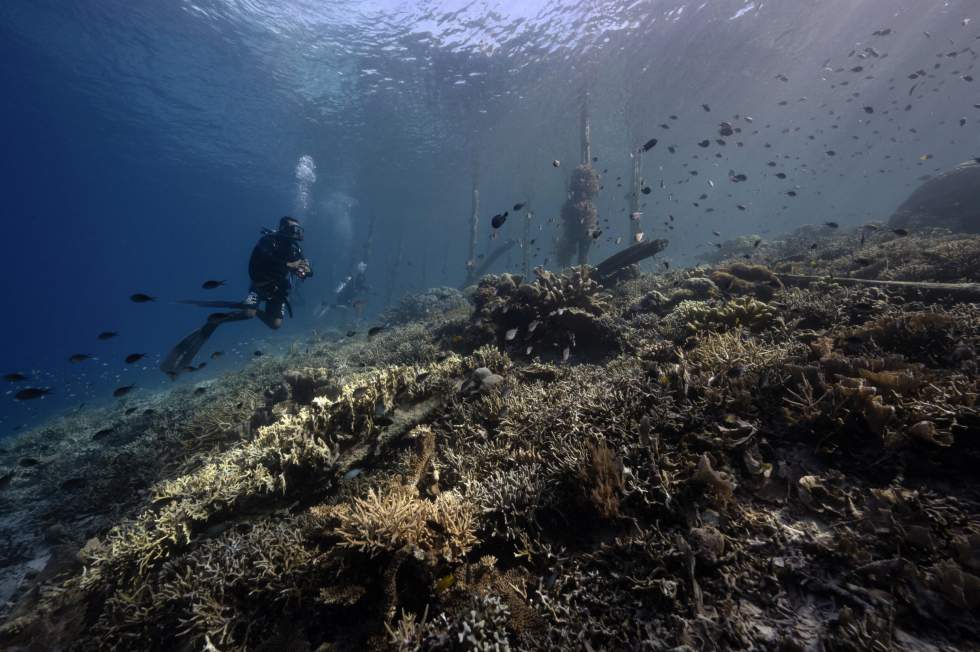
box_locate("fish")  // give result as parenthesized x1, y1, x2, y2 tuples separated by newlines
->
(125, 407, 137, 415)
(193, 387, 207, 396)
(641, 138, 658, 152)
(824, 222, 839, 228)
(343, 468, 364, 480)
(753, 239, 762, 248)
(863, 106, 874, 114)
(92, 427, 114, 440)
(346, 330, 357, 337)
(130, 293, 155, 303)
(718, 122, 734, 137)
(69, 354, 94, 364)
(97, 331, 119, 340)
(491, 213, 507, 228)
(702, 103, 711, 112)
(14, 387, 51, 401)
(641, 186, 652, 195)
(201, 280, 226, 290)
(210, 351, 223, 359)
(113, 385, 136, 398)
(892, 229, 909, 237)
(697, 139, 710, 148)
(826, 150, 836, 156)
(505, 328, 518, 341)
(871, 28, 892, 36)
(368, 325, 387, 337)
(513, 202, 526, 211)
(124, 353, 146, 364)
(775, 173, 787, 179)
(809, 243, 818, 250)
(787, 190, 798, 197)
(253, 350, 263, 357)
(562, 347, 570, 363)
(528, 320, 540, 333)
(4, 373, 28, 382)
(197, 362, 207, 370)
(630, 212, 642, 221)
(552, 159, 560, 167)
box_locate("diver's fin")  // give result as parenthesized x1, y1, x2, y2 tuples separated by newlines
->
(160, 321, 220, 378)
(177, 299, 252, 310)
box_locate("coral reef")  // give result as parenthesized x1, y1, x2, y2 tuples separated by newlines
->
(2, 230, 979, 652)
(380, 287, 470, 326)
(467, 265, 622, 359)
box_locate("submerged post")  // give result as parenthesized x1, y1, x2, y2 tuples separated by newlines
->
(467, 158, 480, 285)
(630, 151, 642, 239)
(580, 89, 592, 165)
(522, 210, 532, 278)
(386, 237, 404, 308)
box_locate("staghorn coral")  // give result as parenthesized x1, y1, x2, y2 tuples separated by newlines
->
(76, 350, 503, 597)
(95, 518, 324, 649)
(321, 481, 477, 564)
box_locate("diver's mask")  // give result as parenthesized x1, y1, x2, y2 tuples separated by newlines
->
(279, 221, 305, 241)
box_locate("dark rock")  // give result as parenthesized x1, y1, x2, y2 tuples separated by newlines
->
(889, 159, 980, 233)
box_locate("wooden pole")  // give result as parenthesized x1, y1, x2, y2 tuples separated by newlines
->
(467, 158, 480, 285)
(631, 152, 643, 239)
(362, 211, 377, 266)
(776, 273, 980, 298)
(522, 210, 532, 278)
(386, 237, 404, 308)
(580, 89, 592, 165)
(460, 240, 519, 288)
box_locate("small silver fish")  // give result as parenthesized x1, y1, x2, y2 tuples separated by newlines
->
(343, 468, 363, 480)
(528, 320, 540, 333)
(505, 328, 518, 341)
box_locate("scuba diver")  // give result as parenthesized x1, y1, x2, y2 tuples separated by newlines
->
(315, 260, 370, 320)
(161, 216, 313, 377)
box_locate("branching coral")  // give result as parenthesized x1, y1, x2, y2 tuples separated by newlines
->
(327, 483, 478, 564)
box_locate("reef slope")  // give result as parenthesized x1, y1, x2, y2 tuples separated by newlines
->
(1, 234, 978, 651)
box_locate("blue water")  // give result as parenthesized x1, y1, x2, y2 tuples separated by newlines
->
(2, 0, 978, 433)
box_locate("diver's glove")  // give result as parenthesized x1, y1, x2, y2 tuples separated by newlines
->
(292, 259, 313, 279)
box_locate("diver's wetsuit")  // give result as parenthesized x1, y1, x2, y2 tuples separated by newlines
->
(161, 223, 310, 379)
(245, 231, 306, 320)
(335, 270, 369, 308)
